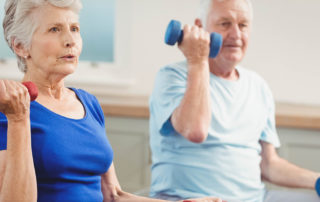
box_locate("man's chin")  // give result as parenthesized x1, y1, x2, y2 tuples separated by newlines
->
(222, 54, 243, 64)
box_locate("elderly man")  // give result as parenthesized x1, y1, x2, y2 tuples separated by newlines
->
(149, 0, 320, 201)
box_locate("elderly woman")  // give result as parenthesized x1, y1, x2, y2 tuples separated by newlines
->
(0, 0, 222, 202)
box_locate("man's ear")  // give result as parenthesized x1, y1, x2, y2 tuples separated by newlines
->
(12, 38, 29, 58)
(195, 18, 203, 28)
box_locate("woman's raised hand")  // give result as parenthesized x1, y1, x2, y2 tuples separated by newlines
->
(0, 80, 31, 121)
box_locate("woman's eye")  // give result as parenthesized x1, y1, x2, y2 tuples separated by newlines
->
(71, 26, 80, 32)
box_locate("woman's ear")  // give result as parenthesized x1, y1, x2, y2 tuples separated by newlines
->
(11, 38, 29, 59)
(195, 18, 203, 28)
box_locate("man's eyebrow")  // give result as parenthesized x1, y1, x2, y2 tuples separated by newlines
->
(216, 17, 250, 23)
(216, 17, 232, 22)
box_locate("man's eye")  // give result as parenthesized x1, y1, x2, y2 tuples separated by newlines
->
(221, 22, 231, 27)
(49, 27, 59, 32)
(240, 23, 247, 28)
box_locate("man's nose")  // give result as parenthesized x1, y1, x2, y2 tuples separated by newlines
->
(228, 24, 241, 39)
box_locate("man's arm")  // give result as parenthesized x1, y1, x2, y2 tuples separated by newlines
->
(260, 141, 320, 190)
(171, 24, 211, 143)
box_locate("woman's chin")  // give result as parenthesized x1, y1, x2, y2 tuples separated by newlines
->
(53, 66, 77, 79)
(60, 64, 77, 73)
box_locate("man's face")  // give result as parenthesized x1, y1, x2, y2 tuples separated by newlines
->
(206, 0, 252, 65)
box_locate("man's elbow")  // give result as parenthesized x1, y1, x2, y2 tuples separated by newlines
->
(173, 118, 209, 143)
(185, 129, 208, 143)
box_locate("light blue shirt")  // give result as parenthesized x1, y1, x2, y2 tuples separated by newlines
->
(149, 61, 280, 202)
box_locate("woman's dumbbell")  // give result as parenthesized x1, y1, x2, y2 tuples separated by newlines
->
(164, 20, 223, 58)
(22, 81, 38, 101)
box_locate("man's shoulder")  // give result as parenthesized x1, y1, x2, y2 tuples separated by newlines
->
(238, 66, 267, 84)
(159, 61, 188, 74)
(154, 61, 189, 84)
(238, 66, 273, 96)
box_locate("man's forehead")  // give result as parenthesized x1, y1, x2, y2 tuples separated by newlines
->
(209, 0, 253, 20)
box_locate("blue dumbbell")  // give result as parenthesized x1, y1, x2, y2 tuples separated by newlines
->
(316, 177, 320, 197)
(164, 20, 223, 58)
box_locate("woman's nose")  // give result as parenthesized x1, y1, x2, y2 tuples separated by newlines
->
(65, 41, 74, 48)
(63, 32, 75, 48)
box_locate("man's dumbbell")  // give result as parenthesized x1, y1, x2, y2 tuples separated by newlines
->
(22, 81, 38, 101)
(316, 177, 320, 197)
(164, 20, 223, 58)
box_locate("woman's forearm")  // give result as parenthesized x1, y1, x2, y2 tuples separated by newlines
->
(0, 119, 37, 202)
(112, 189, 167, 202)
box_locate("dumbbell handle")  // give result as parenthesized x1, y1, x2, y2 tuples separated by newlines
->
(165, 20, 223, 58)
(22, 81, 38, 101)
(175, 30, 184, 44)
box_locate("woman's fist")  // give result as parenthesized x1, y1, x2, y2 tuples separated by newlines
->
(0, 80, 31, 121)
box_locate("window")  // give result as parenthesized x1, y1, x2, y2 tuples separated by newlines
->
(80, 0, 115, 62)
(0, 0, 133, 92)
(0, 0, 115, 63)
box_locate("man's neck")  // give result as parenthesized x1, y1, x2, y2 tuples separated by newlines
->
(209, 59, 239, 81)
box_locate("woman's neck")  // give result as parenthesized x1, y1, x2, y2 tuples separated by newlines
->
(23, 71, 66, 100)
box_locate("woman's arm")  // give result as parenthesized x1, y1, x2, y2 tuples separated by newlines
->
(101, 162, 122, 201)
(0, 151, 6, 192)
(101, 162, 223, 202)
(0, 80, 37, 202)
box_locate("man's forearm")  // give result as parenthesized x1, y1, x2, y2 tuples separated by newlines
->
(171, 61, 211, 143)
(263, 156, 320, 190)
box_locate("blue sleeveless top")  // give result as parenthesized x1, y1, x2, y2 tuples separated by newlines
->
(0, 88, 113, 202)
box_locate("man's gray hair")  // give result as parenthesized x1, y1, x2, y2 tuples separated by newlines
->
(3, 0, 82, 72)
(198, 0, 253, 29)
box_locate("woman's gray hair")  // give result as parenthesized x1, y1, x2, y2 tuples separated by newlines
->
(198, 0, 253, 29)
(3, 0, 82, 72)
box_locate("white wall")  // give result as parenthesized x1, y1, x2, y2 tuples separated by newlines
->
(120, 0, 320, 105)
(242, 0, 320, 105)
(1, 0, 319, 106)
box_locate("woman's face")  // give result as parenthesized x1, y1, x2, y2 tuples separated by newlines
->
(27, 4, 82, 77)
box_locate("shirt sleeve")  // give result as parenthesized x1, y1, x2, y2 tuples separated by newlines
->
(149, 64, 187, 136)
(0, 113, 8, 150)
(259, 80, 281, 148)
(76, 88, 105, 127)
(91, 95, 106, 128)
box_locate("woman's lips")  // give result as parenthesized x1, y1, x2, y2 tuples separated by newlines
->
(59, 54, 76, 62)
